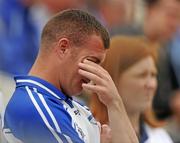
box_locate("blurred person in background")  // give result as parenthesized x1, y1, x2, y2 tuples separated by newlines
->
(143, 0, 180, 42)
(147, 0, 180, 120)
(0, 0, 38, 76)
(164, 25, 180, 143)
(170, 28, 180, 87)
(0, 0, 39, 116)
(87, 0, 133, 34)
(111, 0, 180, 42)
(90, 36, 173, 143)
(0, 0, 86, 75)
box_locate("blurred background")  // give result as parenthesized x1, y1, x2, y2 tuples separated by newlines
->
(0, 0, 180, 142)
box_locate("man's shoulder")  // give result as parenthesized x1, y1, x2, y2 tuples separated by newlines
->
(3, 87, 73, 141)
(6, 86, 34, 110)
(4, 87, 41, 124)
(5, 86, 69, 119)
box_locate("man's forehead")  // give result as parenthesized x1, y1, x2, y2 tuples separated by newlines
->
(87, 34, 107, 49)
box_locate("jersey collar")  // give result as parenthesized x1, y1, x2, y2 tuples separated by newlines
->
(14, 75, 72, 101)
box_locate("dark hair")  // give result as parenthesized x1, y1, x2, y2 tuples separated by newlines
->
(144, 0, 159, 7)
(41, 9, 110, 50)
(144, 0, 180, 8)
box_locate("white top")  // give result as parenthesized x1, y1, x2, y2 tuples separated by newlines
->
(144, 123, 173, 143)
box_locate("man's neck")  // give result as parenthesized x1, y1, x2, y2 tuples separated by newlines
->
(29, 58, 61, 91)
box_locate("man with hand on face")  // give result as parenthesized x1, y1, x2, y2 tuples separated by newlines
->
(2, 9, 138, 143)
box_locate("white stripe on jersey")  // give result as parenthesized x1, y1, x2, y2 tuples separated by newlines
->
(35, 90, 61, 133)
(34, 88, 73, 143)
(25, 86, 63, 143)
(17, 79, 60, 99)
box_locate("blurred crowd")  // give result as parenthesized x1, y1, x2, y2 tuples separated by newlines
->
(0, 0, 180, 142)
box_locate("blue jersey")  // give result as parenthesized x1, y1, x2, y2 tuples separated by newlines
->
(2, 76, 100, 143)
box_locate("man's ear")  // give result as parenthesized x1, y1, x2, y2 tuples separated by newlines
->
(55, 38, 71, 58)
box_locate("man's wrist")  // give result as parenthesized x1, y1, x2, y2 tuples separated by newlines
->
(106, 96, 123, 110)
